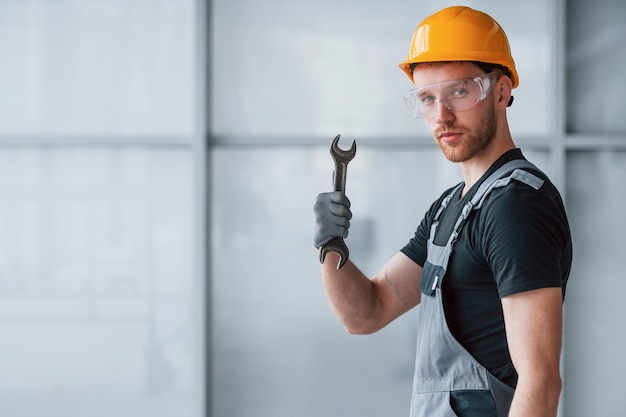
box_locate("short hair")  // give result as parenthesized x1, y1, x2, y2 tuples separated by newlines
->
(469, 61, 511, 79)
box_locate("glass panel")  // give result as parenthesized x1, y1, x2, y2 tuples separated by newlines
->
(211, 146, 550, 416)
(564, 151, 626, 417)
(566, 0, 626, 134)
(0, 148, 200, 417)
(0, 0, 195, 137)
(211, 0, 552, 139)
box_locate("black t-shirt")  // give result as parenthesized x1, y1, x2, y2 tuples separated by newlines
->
(401, 149, 572, 388)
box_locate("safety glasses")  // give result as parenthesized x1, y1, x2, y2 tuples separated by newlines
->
(403, 71, 498, 119)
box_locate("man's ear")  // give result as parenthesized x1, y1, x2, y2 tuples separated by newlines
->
(497, 75, 514, 109)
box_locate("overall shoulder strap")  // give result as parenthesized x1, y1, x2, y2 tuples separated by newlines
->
(428, 182, 464, 240)
(471, 159, 544, 209)
(447, 159, 545, 246)
(434, 183, 464, 221)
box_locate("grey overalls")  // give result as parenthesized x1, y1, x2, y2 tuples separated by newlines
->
(410, 160, 545, 417)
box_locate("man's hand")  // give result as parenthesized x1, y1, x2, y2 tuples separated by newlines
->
(313, 191, 352, 249)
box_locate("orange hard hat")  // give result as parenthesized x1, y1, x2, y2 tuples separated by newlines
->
(399, 6, 519, 88)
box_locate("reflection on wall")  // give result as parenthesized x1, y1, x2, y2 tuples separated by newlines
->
(566, 1, 626, 134)
(0, 148, 197, 417)
(0, 0, 195, 136)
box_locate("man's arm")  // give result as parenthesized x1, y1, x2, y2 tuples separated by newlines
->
(502, 287, 563, 417)
(320, 251, 422, 335)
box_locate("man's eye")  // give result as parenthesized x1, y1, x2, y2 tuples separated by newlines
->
(421, 96, 435, 104)
(452, 88, 467, 97)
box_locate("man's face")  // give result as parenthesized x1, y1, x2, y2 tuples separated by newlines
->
(412, 62, 498, 163)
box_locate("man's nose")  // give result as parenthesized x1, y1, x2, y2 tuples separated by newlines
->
(433, 100, 455, 124)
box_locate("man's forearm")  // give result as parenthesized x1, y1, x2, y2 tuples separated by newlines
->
(320, 252, 381, 334)
(508, 376, 561, 417)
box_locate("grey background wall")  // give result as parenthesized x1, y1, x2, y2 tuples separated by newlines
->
(0, 1, 624, 416)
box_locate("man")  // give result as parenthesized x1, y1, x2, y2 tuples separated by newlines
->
(313, 6, 572, 417)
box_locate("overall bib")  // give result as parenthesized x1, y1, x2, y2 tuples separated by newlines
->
(410, 160, 545, 417)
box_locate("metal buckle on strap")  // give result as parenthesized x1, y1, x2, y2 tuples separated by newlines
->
(451, 202, 474, 240)
(430, 275, 439, 296)
(461, 201, 474, 218)
(449, 230, 459, 246)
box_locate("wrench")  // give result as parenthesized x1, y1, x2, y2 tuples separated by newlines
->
(319, 134, 357, 269)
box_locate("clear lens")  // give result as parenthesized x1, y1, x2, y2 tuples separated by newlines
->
(404, 71, 497, 119)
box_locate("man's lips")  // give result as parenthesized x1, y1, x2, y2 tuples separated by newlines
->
(437, 131, 463, 144)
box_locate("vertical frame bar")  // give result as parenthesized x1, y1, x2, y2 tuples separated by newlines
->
(551, 2, 567, 417)
(193, 0, 209, 415)
(551, 0, 567, 195)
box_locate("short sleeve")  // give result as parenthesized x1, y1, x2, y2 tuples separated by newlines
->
(479, 181, 570, 298)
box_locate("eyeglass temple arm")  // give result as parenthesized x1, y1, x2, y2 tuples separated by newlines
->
(507, 96, 514, 107)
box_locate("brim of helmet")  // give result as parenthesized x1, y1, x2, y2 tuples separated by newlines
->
(398, 55, 519, 88)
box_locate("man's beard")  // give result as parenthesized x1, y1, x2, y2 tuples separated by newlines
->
(435, 103, 498, 163)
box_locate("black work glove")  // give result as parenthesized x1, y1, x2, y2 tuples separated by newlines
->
(313, 191, 352, 249)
